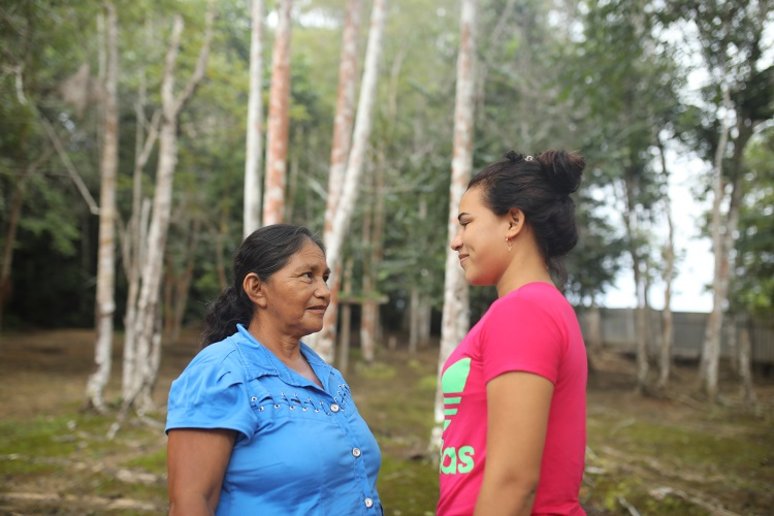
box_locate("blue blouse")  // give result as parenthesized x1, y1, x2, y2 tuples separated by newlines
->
(166, 324, 382, 515)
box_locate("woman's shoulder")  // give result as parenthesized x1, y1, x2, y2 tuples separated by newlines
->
(177, 333, 247, 382)
(190, 335, 241, 364)
(489, 282, 570, 320)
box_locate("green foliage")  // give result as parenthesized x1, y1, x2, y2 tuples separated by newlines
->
(557, 0, 686, 304)
(2, 0, 771, 330)
(732, 128, 774, 314)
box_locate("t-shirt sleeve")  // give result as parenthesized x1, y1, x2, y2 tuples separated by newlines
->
(480, 295, 564, 384)
(165, 347, 256, 440)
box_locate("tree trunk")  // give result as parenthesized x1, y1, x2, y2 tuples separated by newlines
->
(313, 0, 363, 363)
(120, 7, 214, 420)
(409, 286, 420, 355)
(737, 316, 756, 404)
(314, 0, 387, 362)
(119, 67, 159, 398)
(243, 0, 264, 237)
(360, 150, 386, 362)
(0, 150, 50, 331)
(360, 186, 376, 362)
(262, 0, 292, 226)
(215, 209, 229, 290)
(621, 170, 649, 394)
(86, 1, 119, 413)
(336, 259, 354, 374)
(430, 0, 477, 456)
(418, 295, 432, 348)
(700, 86, 733, 402)
(164, 218, 200, 344)
(585, 303, 603, 354)
(657, 139, 674, 390)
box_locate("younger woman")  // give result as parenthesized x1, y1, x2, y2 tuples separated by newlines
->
(438, 150, 587, 515)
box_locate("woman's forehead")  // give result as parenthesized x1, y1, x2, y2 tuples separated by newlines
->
(287, 240, 328, 267)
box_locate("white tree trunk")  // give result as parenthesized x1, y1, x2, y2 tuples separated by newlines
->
(120, 7, 214, 418)
(430, 0, 477, 455)
(314, 0, 387, 361)
(657, 141, 675, 390)
(700, 86, 732, 402)
(87, 1, 119, 413)
(243, 0, 264, 237)
(314, 0, 363, 361)
(409, 286, 420, 355)
(262, 0, 292, 226)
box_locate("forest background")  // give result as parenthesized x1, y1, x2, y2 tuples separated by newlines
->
(1, 0, 773, 514)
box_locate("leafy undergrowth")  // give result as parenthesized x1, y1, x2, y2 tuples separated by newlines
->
(1, 330, 773, 514)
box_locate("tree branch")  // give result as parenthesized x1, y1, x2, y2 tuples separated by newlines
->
(40, 115, 100, 215)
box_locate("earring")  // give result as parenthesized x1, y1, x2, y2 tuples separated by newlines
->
(505, 237, 513, 252)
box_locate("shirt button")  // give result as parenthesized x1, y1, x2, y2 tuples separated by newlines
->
(352, 447, 361, 457)
(364, 498, 374, 508)
(330, 403, 340, 413)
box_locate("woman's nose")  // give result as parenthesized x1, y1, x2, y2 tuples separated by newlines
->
(316, 278, 331, 299)
(450, 231, 462, 251)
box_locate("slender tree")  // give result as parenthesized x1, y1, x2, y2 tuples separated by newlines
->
(314, 0, 363, 363)
(119, 5, 215, 420)
(663, 0, 770, 402)
(360, 148, 386, 362)
(430, 0, 477, 455)
(314, 0, 387, 361)
(243, 0, 265, 237)
(656, 138, 675, 390)
(86, 1, 119, 412)
(262, 0, 292, 226)
(0, 151, 51, 330)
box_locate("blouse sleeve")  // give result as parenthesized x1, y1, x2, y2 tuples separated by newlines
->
(165, 345, 257, 441)
(480, 294, 565, 385)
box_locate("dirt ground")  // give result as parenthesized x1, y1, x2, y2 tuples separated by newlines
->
(1, 328, 773, 515)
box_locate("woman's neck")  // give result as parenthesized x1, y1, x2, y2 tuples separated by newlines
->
(247, 319, 322, 387)
(247, 319, 302, 361)
(496, 244, 553, 297)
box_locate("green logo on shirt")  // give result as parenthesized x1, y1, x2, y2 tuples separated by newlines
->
(441, 357, 471, 431)
(440, 357, 476, 474)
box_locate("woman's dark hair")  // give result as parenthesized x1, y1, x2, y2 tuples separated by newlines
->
(468, 149, 585, 280)
(201, 224, 325, 347)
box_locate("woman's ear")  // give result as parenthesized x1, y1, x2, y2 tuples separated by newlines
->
(242, 273, 267, 308)
(506, 208, 526, 239)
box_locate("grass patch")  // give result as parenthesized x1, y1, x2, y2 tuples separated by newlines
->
(2, 332, 773, 515)
(378, 455, 438, 515)
(124, 448, 167, 472)
(585, 408, 774, 514)
(0, 413, 103, 458)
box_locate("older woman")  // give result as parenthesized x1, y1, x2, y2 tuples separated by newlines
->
(166, 224, 382, 515)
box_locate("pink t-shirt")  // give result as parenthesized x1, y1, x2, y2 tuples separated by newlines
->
(437, 282, 587, 516)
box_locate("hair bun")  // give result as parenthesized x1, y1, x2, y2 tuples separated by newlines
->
(504, 150, 524, 162)
(536, 150, 584, 195)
